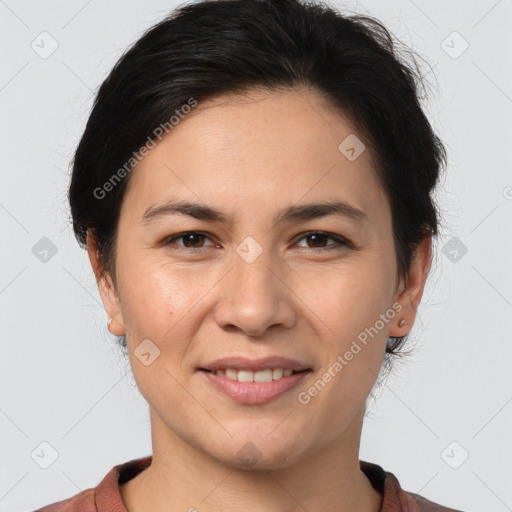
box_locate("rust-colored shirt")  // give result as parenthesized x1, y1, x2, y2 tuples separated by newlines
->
(34, 456, 464, 511)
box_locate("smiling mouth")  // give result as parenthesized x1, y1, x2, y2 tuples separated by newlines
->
(200, 366, 312, 404)
(200, 368, 310, 383)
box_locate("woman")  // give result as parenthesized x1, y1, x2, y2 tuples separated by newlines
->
(36, 0, 464, 510)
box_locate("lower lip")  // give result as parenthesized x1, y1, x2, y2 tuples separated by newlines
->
(200, 370, 311, 404)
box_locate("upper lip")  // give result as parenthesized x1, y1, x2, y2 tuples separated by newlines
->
(200, 356, 312, 372)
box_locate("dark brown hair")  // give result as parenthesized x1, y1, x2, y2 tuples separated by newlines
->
(68, 0, 446, 369)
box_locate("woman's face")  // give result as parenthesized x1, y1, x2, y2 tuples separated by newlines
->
(90, 87, 429, 469)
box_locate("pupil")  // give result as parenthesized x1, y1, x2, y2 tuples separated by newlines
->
(186, 233, 203, 247)
(309, 234, 325, 247)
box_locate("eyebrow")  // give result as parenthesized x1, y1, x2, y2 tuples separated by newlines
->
(141, 199, 368, 226)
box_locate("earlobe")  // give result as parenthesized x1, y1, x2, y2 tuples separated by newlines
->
(107, 314, 125, 336)
(389, 235, 432, 337)
(86, 230, 125, 336)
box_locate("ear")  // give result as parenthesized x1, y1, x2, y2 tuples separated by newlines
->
(86, 230, 125, 336)
(389, 235, 432, 337)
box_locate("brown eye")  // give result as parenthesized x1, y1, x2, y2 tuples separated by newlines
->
(165, 231, 216, 249)
(295, 231, 350, 251)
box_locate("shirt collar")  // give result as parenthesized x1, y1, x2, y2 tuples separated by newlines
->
(95, 456, 408, 512)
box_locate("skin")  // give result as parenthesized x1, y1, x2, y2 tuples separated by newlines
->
(87, 87, 431, 512)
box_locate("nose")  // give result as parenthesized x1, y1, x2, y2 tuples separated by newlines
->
(213, 246, 297, 337)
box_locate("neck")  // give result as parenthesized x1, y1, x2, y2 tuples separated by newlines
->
(120, 406, 382, 512)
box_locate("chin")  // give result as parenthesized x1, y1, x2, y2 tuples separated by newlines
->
(208, 437, 305, 471)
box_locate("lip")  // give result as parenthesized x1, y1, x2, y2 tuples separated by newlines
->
(199, 356, 311, 372)
(200, 369, 311, 404)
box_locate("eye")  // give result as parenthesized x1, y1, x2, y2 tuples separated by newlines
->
(163, 230, 351, 252)
(164, 231, 217, 250)
(294, 231, 350, 251)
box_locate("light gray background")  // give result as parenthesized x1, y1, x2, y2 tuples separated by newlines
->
(1, 1, 511, 511)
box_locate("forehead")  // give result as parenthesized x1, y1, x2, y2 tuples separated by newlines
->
(121, 87, 388, 224)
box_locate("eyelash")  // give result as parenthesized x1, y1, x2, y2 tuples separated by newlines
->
(163, 231, 351, 252)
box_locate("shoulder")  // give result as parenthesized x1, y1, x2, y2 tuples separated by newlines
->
(32, 456, 152, 512)
(404, 490, 467, 512)
(360, 460, 467, 512)
(33, 488, 97, 512)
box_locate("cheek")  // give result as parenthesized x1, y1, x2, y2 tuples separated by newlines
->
(117, 256, 208, 344)
(117, 261, 210, 406)
(297, 257, 395, 337)
(301, 267, 392, 422)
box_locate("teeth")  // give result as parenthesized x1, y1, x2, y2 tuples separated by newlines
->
(225, 368, 237, 380)
(238, 370, 254, 383)
(272, 368, 284, 380)
(214, 368, 298, 382)
(254, 369, 272, 382)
